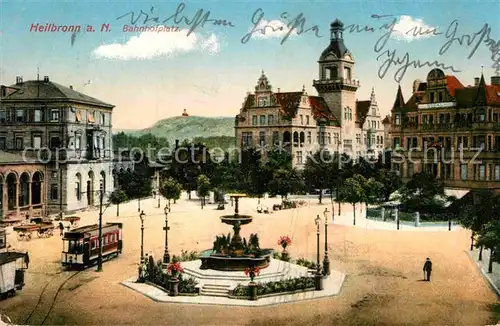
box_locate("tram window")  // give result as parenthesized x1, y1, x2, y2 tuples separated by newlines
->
(68, 240, 83, 254)
(110, 234, 114, 243)
(103, 235, 107, 245)
(91, 240, 96, 250)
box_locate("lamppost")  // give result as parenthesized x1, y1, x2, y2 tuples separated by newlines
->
(96, 184, 104, 272)
(323, 208, 330, 276)
(314, 215, 323, 291)
(138, 197, 141, 213)
(162, 205, 170, 267)
(139, 210, 145, 263)
(157, 170, 161, 208)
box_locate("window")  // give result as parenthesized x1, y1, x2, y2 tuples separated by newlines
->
(50, 184, 59, 200)
(242, 132, 253, 147)
(258, 97, 267, 107)
(438, 92, 443, 102)
(479, 109, 485, 122)
(100, 113, 105, 125)
(395, 114, 401, 125)
(16, 109, 24, 122)
(300, 115, 304, 125)
(51, 109, 60, 122)
(32, 135, 42, 149)
(296, 151, 303, 164)
(307, 131, 311, 144)
(0, 137, 5, 150)
(259, 131, 266, 146)
(393, 137, 401, 149)
(252, 115, 257, 126)
(259, 115, 266, 125)
(91, 240, 97, 250)
(479, 164, 486, 180)
(75, 135, 82, 150)
(34, 109, 42, 122)
(489, 164, 493, 180)
(0, 110, 6, 123)
(272, 131, 279, 145)
(430, 93, 435, 103)
(50, 136, 61, 149)
(327, 133, 331, 144)
(380, 136, 383, 144)
(495, 165, 500, 181)
(356, 134, 361, 144)
(75, 110, 82, 122)
(268, 115, 274, 125)
(306, 115, 310, 125)
(15, 137, 23, 150)
(344, 67, 351, 80)
(334, 134, 339, 144)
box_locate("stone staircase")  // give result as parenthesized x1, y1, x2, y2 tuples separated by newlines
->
(199, 284, 231, 297)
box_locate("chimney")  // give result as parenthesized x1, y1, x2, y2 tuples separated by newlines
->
(69, 85, 73, 90)
(43, 76, 49, 82)
(474, 77, 480, 86)
(491, 76, 500, 85)
(277, 88, 280, 93)
(15, 76, 23, 84)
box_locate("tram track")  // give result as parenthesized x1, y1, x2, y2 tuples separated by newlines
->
(23, 270, 82, 325)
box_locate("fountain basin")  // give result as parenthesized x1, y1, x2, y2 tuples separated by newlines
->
(199, 249, 274, 271)
(220, 215, 253, 226)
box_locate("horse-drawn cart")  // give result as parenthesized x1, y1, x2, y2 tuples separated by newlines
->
(14, 223, 54, 241)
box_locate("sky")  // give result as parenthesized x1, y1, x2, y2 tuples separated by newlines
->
(0, 0, 499, 130)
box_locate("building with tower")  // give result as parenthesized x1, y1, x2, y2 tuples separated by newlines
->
(389, 68, 500, 189)
(234, 18, 386, 168)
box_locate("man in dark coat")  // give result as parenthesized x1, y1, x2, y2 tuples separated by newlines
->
(423, 258, 432, 281)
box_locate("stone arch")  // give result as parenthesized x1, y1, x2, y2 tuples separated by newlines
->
(75, 173, 82, 201)
(283, 131, 291, 144)
(31, 171, 43, 206)
(6, 173, 18, 210)
(19, 172, 30, 207)
(87, 171, 95, 206)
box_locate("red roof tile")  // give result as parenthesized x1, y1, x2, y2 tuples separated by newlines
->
(445, 75, 464, 97)
(274, 92, 303, 117)
(308, 96, 338, 123)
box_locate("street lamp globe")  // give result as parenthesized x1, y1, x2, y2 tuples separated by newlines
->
(164, 205, 169, 215)
(315, 215, 321, 226)
(323, 208, 329, 224)
(140, 210, 145, 221)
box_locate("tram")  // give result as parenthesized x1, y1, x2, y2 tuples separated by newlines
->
(0, 229, 28, 299)
(61, 222, 123, 268)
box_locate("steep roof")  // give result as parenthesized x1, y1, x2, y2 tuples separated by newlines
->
(308, 96, 339, 124)
(392, 85, 406, 111)
(355, 100, 371, 125)
(445, 75, 464, 97)
(382, 115, 391, 124)
(274, 92, 303, 117)
(2, 80, 114, 108)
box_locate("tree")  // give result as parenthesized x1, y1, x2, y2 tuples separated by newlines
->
(399, 172, 444, 214)
(475, 219, 500, 273)
(364, 177, 385, 208)
(160, 178, 182, 209)
(337, 175, 366, 225)
(375, 169, 402, 202)
(303, 150, 334, 204)
(196, 174, 211, 208)
(268, 168, 302, 202)
(109, 189, 128, 216)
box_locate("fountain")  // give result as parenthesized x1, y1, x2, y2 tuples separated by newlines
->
(200, 194, 273, 271)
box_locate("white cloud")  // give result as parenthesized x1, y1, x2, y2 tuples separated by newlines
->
(391, 15, 438, 42)
(92, 27, 221, 60)
(249, 19, 297, 40)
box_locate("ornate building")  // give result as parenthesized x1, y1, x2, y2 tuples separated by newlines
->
(389, 68, 500, 189)
(234, 19, 385, 167)
(0, 76, 116, 215)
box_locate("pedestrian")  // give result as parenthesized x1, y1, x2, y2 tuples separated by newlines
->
(423, 257, 432, 281)
(58, 222, 64, 236)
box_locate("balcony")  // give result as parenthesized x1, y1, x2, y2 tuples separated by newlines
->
(313, 78, 360, 87)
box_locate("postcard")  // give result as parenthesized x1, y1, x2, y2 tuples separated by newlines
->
(0, 1, 499, 325)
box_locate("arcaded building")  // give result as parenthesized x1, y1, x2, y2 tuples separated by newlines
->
(234, 19, 385, 168)
(390, 68, 500, 189)
(0, 76, 116, 215)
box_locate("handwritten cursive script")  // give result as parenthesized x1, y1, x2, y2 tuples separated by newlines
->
(116, 3, 234, 36)
(439, 20, 500, 75)
(241, 8, 321, 45)
(377, 49, 461, 83)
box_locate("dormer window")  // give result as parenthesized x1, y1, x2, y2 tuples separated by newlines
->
(258, 97, 267, 107)
(395, 114, 401, 125)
